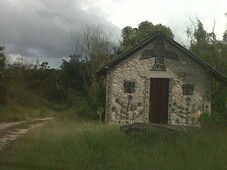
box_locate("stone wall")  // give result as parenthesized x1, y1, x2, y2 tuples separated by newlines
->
(105, 39, 211, 125)
(165, 42, 212, 125)
(106, 50, 148, 124)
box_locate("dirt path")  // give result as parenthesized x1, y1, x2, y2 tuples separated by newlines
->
(0, 121, 26, 130)
(0, 117, 54, 151)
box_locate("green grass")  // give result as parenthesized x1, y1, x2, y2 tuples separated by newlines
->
(0, 119, 51, 138)
(0, 120, 227, 170)
(0, 105, 57, 122)
(0, 76, 58, 122)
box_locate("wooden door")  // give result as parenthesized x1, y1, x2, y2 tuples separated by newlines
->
(149, 78, 169, 124)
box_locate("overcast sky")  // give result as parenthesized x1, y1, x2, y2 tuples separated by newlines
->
(0, 0, 226, 68)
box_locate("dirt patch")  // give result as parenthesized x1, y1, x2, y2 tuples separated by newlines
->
(0, 121, 26, 130)
(0, 117, 54, 151)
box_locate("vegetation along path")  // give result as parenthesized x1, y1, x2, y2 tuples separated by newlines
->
(0, 117, 54, 151)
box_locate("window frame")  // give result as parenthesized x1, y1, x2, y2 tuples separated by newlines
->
(182, 84, 194, 95)
(124, 81, 136, 93)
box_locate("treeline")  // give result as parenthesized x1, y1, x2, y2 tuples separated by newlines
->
(187, 19, 227, 114)
(0, 19, 227, 121)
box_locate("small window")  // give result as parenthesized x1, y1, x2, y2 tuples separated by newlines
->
(124, 81, 135, 93)
(182, 84, 194, 95)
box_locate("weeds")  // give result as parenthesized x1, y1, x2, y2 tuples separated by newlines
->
(0, 120, 226, 170)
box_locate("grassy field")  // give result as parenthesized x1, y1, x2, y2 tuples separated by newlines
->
(0, 120, 227, 170)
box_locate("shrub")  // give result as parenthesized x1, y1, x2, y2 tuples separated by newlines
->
(200, 112, 225, 125)
(88, 81, 105, 119)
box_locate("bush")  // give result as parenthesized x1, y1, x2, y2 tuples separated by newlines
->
(212, 80, 227, 115)
(200, 112, 225, 125)
(75, 99, 97, 119)
(61, 81, 106, 121)
(88, 81, 105, 108)
(60, 100, 99, 121)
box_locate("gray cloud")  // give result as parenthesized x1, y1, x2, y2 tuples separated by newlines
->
(0, 0, 121, 67)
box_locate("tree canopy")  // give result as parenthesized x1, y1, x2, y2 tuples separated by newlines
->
(119, 21, 174, 52)
(187, 19, 227, 74)
(223, 13, 227, 42)
(0, 46, 6, 104)
(71, 25, 115, 71)
(187, 18, 227, 114)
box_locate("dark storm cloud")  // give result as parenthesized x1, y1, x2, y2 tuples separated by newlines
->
(0, 0, 120, 67)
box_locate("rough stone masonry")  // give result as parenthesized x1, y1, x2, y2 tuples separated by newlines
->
(104, 38, 211, 126)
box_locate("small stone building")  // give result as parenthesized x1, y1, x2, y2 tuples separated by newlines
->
(94, 32, 227, 126)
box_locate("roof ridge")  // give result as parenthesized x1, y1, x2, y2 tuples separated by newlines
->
(93, 32, 227, 84)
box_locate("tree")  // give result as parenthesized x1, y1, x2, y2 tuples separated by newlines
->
(61, 54, 90, 93)
(223, 30, 227, 42)
(187, 18, 227, 73)
(40, 62, 49, 69)
(63, 25, 115, 117)
(223, 13, 227, 42)
(193, 20, 207, 43)
(187, 18, 227, 114)
(119, 21, 174, 51)
(0, 46, 5, 69)
(0, 46, 6, 104)
(71, 24, 115, 71)
(121, 26, 137, 51)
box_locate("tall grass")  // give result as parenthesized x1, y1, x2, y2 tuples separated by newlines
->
(0, 120, 227, 170)
(0, 105, 56, 122)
